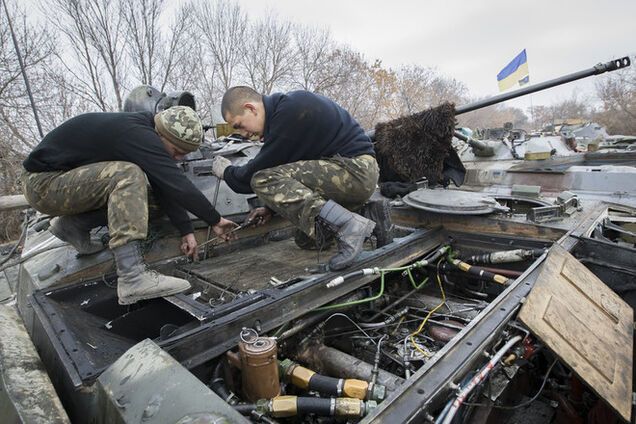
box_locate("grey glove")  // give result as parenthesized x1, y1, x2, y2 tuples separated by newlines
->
(212, 156, 231, 179)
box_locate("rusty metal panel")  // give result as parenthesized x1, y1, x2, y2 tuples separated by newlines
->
(519, 244, 633, 421)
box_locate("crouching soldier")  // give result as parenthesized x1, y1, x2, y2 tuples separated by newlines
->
(22, 106, 237, 305)
(212, 86, 380, 270)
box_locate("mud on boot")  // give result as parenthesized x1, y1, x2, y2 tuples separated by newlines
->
(113, 241, 191, 305)
(49, 211, 107, 256)
(317, 200, 376, 271)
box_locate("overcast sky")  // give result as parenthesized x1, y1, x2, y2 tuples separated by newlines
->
(231, 0, 635, 113)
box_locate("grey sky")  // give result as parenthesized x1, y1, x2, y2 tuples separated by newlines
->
(233, 0, 635, 113)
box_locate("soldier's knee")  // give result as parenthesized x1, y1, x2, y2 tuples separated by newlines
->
(110, 163, 146, 185)
(250, 169, 272, 193)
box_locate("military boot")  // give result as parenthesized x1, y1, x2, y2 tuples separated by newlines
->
(360, 196, 394, 248)
(49, 210, 108, 256)
(317, 200, 376, 271)
(113, 241, 191, 305)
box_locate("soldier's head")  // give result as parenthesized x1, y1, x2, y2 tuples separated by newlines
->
(154, 106, 203, 160)
(221, 86, 265, 139)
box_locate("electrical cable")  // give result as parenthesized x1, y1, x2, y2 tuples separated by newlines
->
(321, 313, 378, 345)
(408, 258, 447, 357)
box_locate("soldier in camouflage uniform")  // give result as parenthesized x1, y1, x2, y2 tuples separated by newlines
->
(22, 106, 237, 305)
(212, 86, 379, 271)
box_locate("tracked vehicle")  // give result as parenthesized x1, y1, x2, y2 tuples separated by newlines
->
(1, 56, 635, 424)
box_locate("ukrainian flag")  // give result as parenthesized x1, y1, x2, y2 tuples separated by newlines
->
(497, 49, 530, 92)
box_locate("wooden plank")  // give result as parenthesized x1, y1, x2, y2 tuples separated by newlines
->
(0, 194, 29, 212)
(518, 244, 633, 422)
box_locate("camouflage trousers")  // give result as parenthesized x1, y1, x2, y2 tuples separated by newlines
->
(21, 161, 160, 249)
(251, 154, 379, 238)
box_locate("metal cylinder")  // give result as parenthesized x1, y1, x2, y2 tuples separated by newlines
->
(239, 337, 280, 402)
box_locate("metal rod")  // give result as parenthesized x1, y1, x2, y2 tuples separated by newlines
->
(1, 0, 44, 138)
(455, 56, 631, 115)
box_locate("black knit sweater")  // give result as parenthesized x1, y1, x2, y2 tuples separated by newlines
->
(23, 112, 220, 235)
(224, 91, 375, 194)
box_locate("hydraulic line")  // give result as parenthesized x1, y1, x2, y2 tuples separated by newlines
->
(371, 335, 388, 386)
(319, 245, 449, 312)
(279, 359, 386, 401)
(255, 395, 377, 418)
(326, 245, 450, 289)
(440, 335, 523, 424)
(465, 248, 545, 265)
(359, 307, 409, 329)
(444, 259, 511, 285)
(210, 362, 237, 404)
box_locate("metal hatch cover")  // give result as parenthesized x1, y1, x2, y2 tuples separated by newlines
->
(518, 244, 633, 421)
(402, 189, 508, 215)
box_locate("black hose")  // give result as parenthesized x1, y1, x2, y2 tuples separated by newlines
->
(210, 362, 233, 403)
(296, 397, 336, 415)
(233, 403, 258, 415)
(308, 374, 342, 396)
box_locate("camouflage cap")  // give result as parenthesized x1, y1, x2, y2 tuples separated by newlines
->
(154, 106, 203, 153)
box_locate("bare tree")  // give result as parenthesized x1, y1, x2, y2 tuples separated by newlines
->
(241, 13, 295, 94)
(0, 0, 55, 152)
(46, 0, 127, 111)
(392, 65, 436, 116)
(0, 0, 57, 240)
(157, 3, 196, 92)
(290, 25, 335, 92)
(595, 67, 636, 135)
(458, 101, 528, 131)
(122, 0, 164, 86)
(194, 0, 247, 91)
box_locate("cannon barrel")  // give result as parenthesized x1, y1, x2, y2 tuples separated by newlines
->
(455, 56, 631, 115)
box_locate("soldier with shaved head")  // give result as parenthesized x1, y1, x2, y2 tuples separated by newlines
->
(213, 87, 379, 270)
(22, 106, 237, 305)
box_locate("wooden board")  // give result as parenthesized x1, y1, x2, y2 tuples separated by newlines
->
(518, 244, 633, 422)
(183, 238, 338, 292)
(0, 194, 29, 212)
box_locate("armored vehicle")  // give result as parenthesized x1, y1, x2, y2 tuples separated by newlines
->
(1, 56, 635, 424)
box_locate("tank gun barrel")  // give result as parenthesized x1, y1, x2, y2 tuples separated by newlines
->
(455, 56, 631, 115)
(453, 131, 495, 157)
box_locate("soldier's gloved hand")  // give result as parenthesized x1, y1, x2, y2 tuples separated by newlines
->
(245, 207, 273, 227)
(212, 156, 231, 179)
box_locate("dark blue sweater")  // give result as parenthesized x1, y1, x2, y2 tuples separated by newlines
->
(224, 91, 375, 194)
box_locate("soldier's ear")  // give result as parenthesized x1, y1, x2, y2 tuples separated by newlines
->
(244, 103, 257, 115)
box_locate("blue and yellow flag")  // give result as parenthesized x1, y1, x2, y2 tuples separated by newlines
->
(497, 49, 530, 92)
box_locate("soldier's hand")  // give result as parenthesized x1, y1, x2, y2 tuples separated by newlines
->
(212, 156, 231, 179)
(212, 217, 239, 241)
(246, 207, 273, 227)
(181, 233, 198, 259)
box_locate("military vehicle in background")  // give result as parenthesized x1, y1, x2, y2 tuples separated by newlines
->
(0, 56, 635, 424)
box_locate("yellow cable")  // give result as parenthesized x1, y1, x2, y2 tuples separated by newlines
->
(409, 259, 446, 357)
